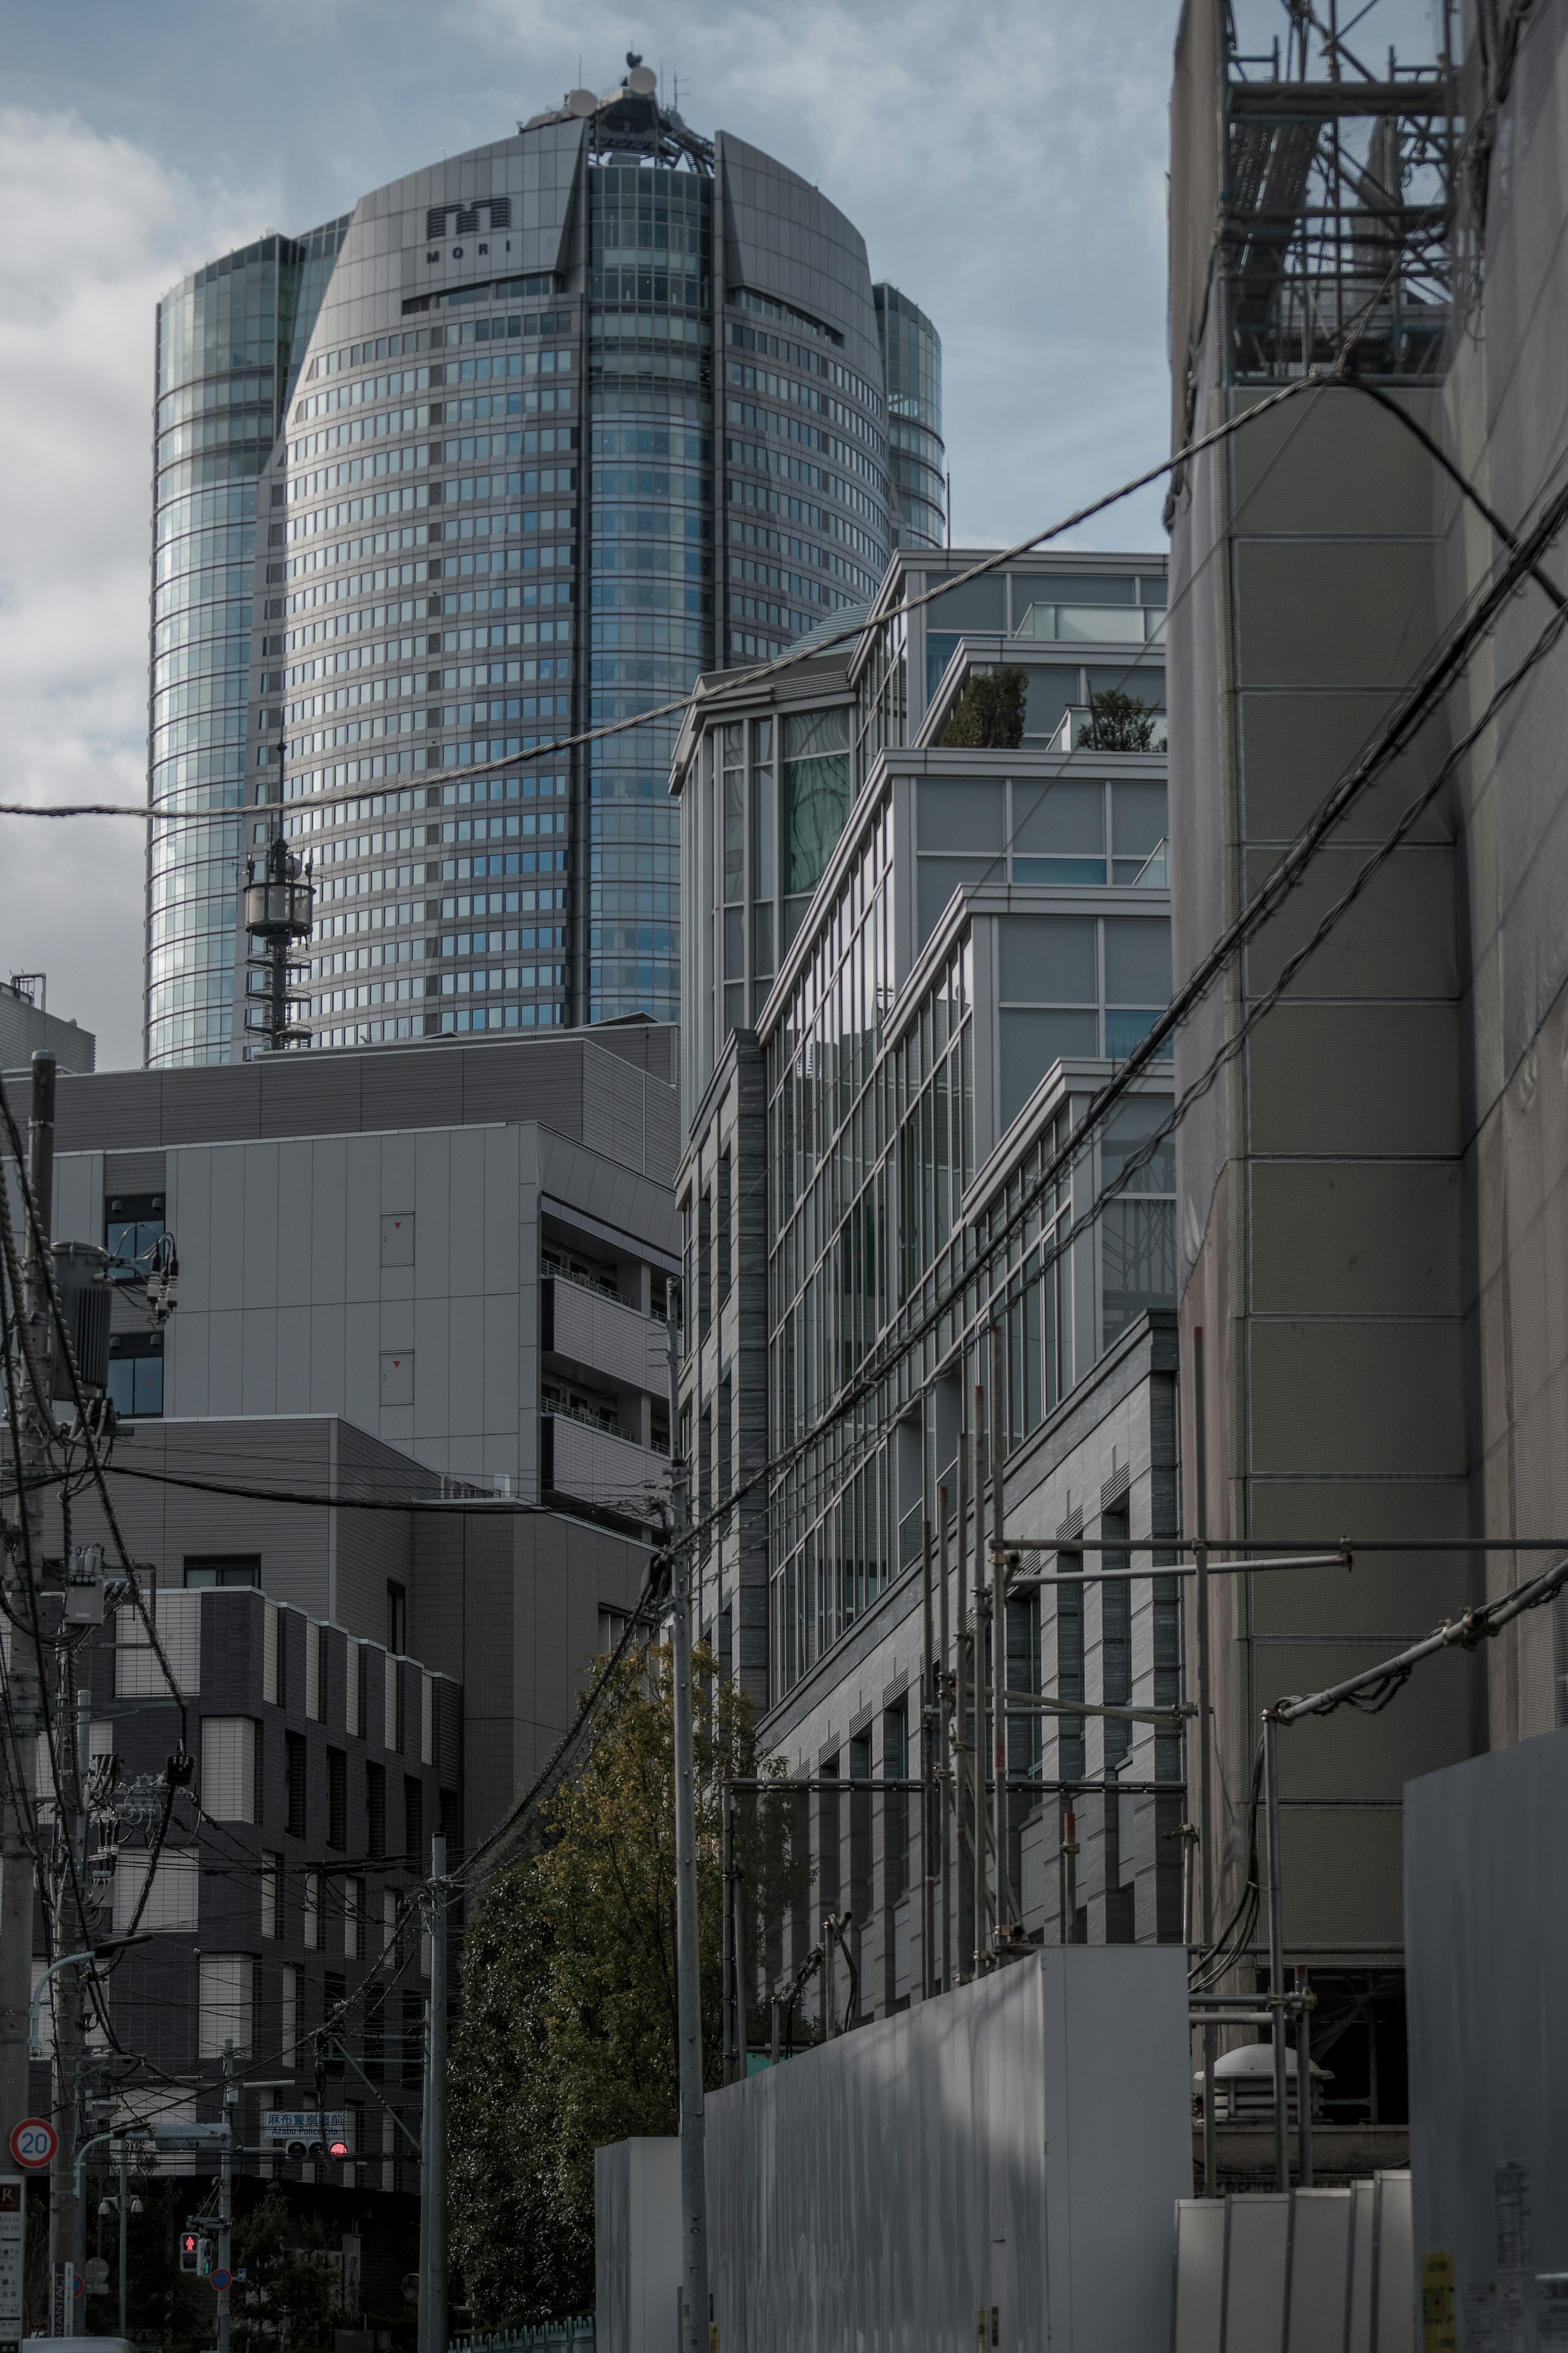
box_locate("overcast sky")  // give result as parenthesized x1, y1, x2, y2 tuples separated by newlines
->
(0, 0, 1185, 1069)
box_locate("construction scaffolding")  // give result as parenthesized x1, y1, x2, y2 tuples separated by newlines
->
(1221, 1, 1455, 382)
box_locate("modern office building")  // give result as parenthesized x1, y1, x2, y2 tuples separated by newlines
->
(873, 285, 946, 549)
(147, 62, 913, 1068)
(673, 548, 1180, 2014)
(30, 1023, 680, 1835)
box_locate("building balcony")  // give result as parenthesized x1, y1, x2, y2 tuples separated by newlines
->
(541, 1413, 671, 1527)
(543, 1276, 670, 1394)
(1047, 706, 1169, 754)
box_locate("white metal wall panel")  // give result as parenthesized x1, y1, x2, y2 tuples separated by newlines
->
(1287, 2190, 1355, 2347)
(595, 2137, 679, 2353)
(156, 1590, 201, 1694)
(114, 1849, 200, 1936)
(1173, 2204, 1226, 2353)
(1222, 2195, 1290, 2351)
(699, 1946, 1188, 2352)
(200, 1719, 256, 1823)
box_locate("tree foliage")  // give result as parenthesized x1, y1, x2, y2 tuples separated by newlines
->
(449, 1646, 801, 2330)
(231, 2182, 337, 2353)
(1080, 687, 1161, 750)
(940, 667, 1027, 748)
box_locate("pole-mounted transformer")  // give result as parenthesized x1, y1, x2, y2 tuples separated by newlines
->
(243, 837, 314, 1054)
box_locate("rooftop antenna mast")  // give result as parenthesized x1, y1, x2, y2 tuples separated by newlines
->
(243, 837, 314, 1055)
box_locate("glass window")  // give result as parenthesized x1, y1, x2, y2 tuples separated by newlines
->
(1103, 917, 1172, 1005)
(998, 914, 1097, 1003)
(183, 1556, 259, 1589)
(917, 778, 1004, 852)
(1013, 857, 1107, 886)
(105, 1193, 165, 1278)
(998, 1009, 1099, 1127)
(1013, 777, 1104, 858)
(1102, 1199, 1176, 1342)
(107, 1332, 163, 1418)
(783, 707, 851, 897)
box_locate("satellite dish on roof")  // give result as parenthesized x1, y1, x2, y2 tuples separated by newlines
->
(625, 65, 657, 95)
(566, 88, 599, 116)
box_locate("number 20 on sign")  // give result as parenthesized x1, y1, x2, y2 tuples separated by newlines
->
(8, 2122, 56, 2171)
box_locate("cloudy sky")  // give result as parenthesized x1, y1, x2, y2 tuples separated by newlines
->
(1, 0, 1188, 1068)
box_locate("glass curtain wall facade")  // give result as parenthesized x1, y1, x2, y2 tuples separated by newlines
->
(587, 163, 713, 1024)
(873, 285, 945, 550)
(147, 225, 346, 1067)
(147, 75, 910, 1064)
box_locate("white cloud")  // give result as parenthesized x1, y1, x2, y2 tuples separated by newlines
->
(0, 108, 277, 1069)
(466, 0, 1175, 543)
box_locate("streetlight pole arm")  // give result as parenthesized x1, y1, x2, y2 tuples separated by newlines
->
(74, 2129, 130, 2204)
(29, 1951, 94, 2059)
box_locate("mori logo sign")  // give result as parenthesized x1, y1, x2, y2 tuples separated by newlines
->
(425, 198, 511, 239)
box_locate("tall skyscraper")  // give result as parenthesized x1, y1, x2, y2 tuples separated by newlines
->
(147, 62, 912, 1066)
(873, 284, 946, 549)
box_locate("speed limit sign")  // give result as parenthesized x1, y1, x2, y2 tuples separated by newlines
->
(9, 2118, 57, 2169)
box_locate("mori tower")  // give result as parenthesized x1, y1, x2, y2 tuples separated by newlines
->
(146, 63, 942, 1067)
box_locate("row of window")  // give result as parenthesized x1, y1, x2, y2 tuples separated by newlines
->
(303, 310, 573, 384)
(288, 355, 572, 453)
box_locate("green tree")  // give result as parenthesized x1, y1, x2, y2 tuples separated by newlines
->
(940, 666, 1027, 748)
(1080, 686, 1161, 750)
(450, 1644, 800, 2328)
(231, 2181, 337, 2353)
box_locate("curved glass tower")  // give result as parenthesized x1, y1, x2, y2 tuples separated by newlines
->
(147, 223, 349, 1067)
(146, 69, 921, 1062)
(873, 284, 946, 550)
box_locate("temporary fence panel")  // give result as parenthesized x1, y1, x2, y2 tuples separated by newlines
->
(1173, 2179, 1410, 2353)
(700, 1944, 1190, 2353)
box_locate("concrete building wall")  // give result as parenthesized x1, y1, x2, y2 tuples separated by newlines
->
(0, 986, 95, 1075)
(1437, 0, 1568, 1749)
(19, 1031, 676, 1843)
(1165, 166, 1479, 1960)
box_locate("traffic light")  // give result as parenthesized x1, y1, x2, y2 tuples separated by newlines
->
(179, 2232, 205, 2275)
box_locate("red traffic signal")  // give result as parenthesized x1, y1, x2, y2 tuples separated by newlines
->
(328, 2141, 350, 2160)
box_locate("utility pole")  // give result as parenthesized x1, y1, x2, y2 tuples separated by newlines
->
(416, 1994, 432, 2353)
(954, 1416, 970, 1985)
(988, 1326, 1011, 1945)
(1192, 1328, 1217, 2198)
(426, 1836, 448, 2353)
(919, 1520, 935, 2002)
(667, 1291, 708, 2353)
(0, 1055, 56, 2165)
(54, 1682, 91, 2331)
(116, 2135, 128, 2339)
(217, 2039, 235, 2353)
(972, 1385, 989, 1973)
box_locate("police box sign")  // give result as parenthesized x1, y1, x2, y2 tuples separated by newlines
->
(263, 2111, 344, 2141)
